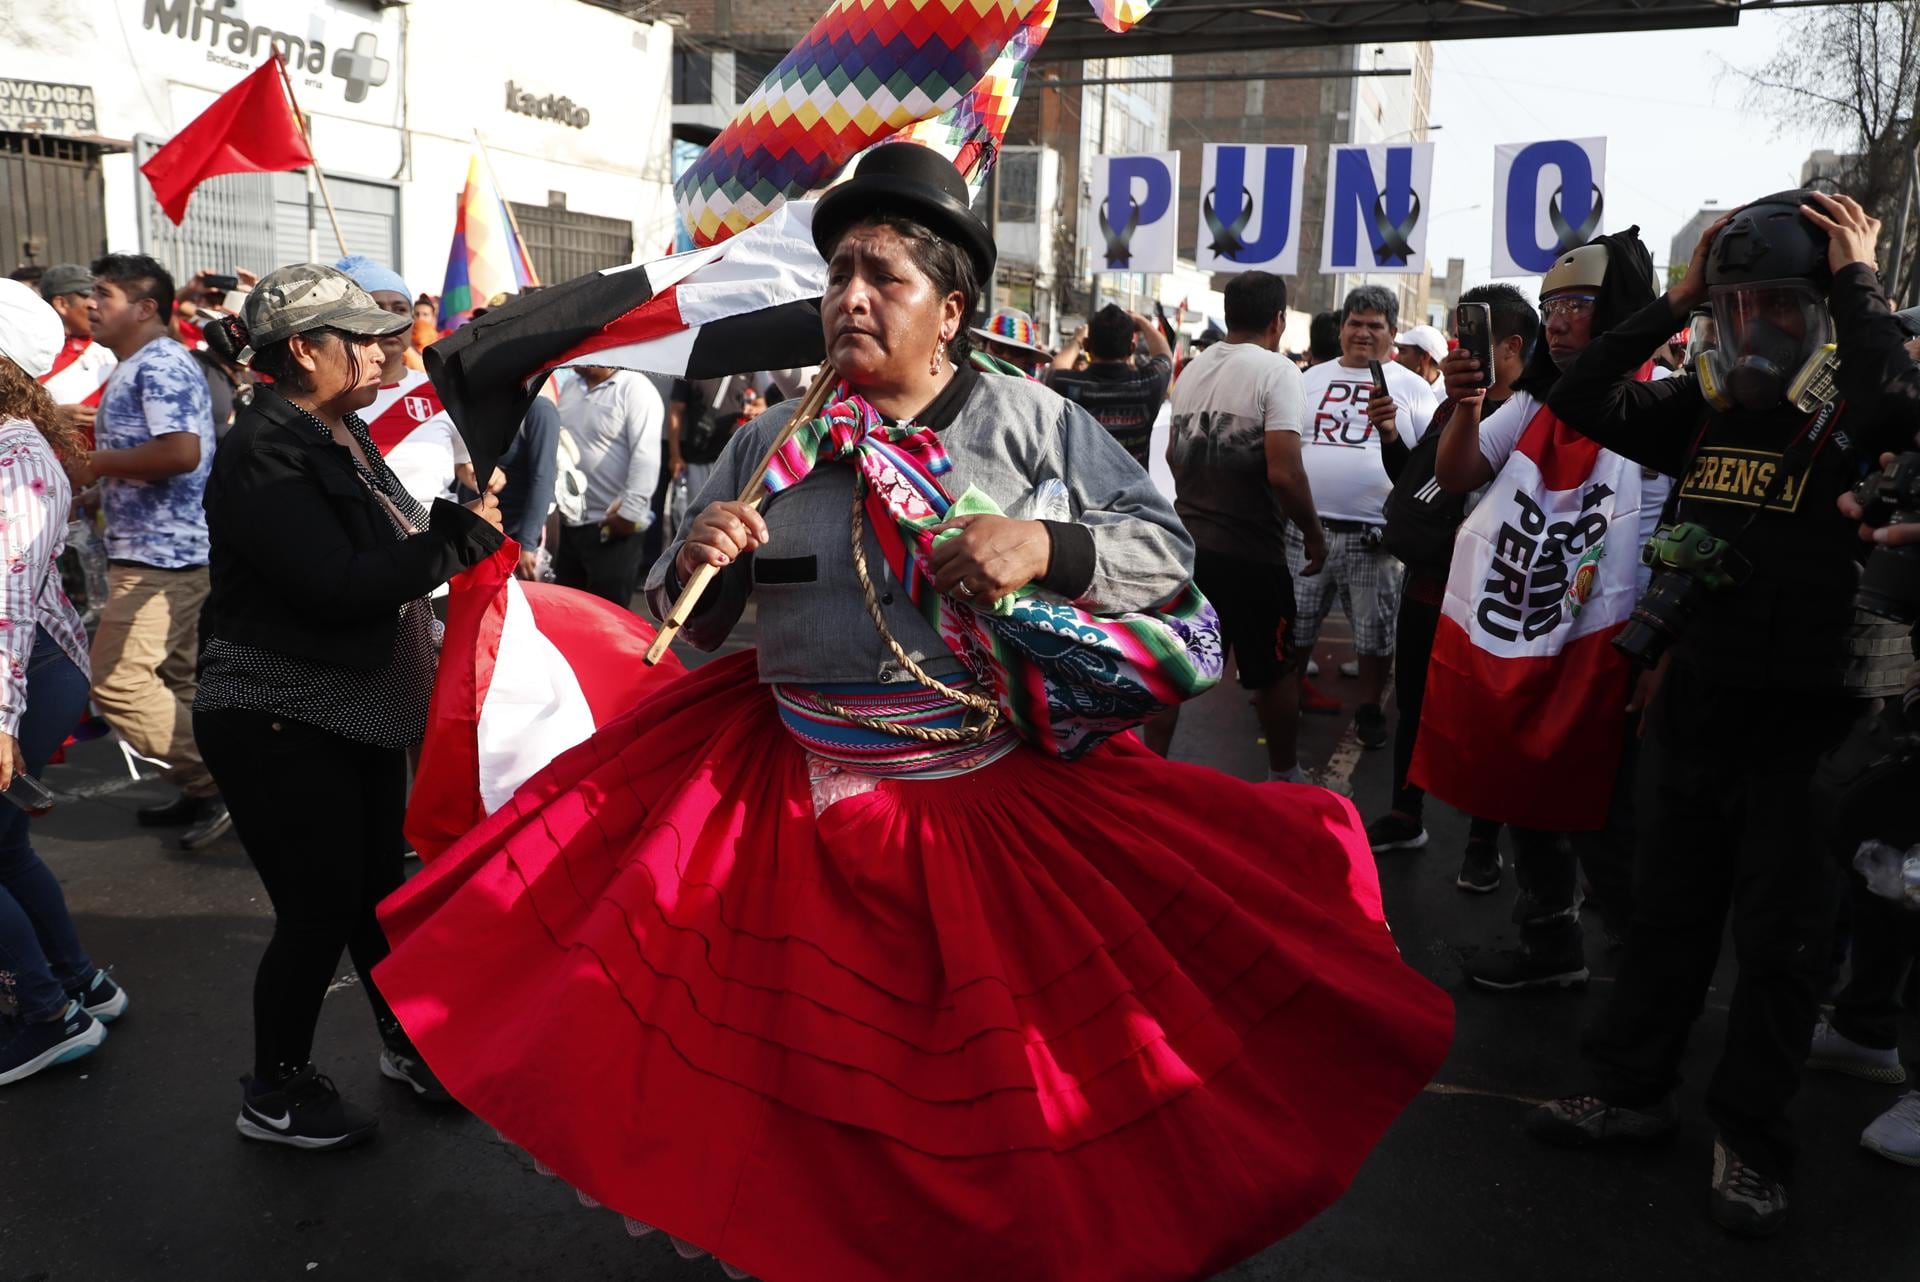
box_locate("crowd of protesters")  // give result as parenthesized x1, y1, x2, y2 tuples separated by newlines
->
(1, 179, 1916, 1254)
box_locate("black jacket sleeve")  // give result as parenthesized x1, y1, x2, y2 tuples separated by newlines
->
(223, 443, 503, 623)
(1547, 295, 1702, 477)
(1830, 262, 1920, 456)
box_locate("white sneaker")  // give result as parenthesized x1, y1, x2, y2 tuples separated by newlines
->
(1861, 1091, 1920, 1167)
(1338, 659, 1360, 678)
(1305, 659, 1320, 677)
(1808, 1017, 1907, 1084)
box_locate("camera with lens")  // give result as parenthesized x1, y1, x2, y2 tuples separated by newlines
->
(1852, 451, 1920, 624)
(1613, 522, 1751, 666)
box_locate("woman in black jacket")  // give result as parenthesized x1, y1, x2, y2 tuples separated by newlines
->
(197, 264, 503, 1150)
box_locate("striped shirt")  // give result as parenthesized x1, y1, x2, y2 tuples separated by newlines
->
(0, 420, 89, 736)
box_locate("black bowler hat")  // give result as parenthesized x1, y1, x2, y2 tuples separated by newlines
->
(812, 143, 997, 283)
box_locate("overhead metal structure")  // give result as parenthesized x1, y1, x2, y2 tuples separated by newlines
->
(1036, 0, 1852, 62)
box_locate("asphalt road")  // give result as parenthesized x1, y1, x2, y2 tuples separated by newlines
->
(2, 616, 1916, 1282)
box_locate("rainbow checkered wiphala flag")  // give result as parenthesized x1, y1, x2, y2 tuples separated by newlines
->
(676, 0, 1159, 247)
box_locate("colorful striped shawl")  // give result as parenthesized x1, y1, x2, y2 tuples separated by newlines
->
(762, 360, 1223, 760)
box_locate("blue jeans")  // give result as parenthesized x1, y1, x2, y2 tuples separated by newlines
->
(0, 627, 94, 1021)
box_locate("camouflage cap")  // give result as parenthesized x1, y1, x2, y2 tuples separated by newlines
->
(241, 263, 409, 350)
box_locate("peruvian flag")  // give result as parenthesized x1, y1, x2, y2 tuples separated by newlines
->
(1410, 400, 1649, 832)
(406, 542, 687, 860)
(425, 199, 826, 477)
(39, 337, 115, 410)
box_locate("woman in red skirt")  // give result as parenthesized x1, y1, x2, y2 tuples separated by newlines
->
(376, 144, 1452, 1282)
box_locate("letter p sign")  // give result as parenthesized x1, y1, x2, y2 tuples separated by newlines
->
(1096, 151, 1180, 275)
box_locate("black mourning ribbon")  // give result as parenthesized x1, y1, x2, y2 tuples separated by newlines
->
(1099, 195, 1141, 268)
(1549, 184, 1606, 254)
(1202, 186, 1256, 259)
(1370, 189, 1421, 266)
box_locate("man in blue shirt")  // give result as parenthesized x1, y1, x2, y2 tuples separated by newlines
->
(83, 254, 226, 849)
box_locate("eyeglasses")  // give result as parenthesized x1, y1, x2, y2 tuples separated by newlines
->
(1541, 294, 1597, 321)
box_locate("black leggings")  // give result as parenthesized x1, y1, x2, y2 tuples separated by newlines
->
(194, 708, 408, 1079)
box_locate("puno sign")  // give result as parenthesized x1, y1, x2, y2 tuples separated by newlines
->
(505, 82, 591, 129)
(0, 80, 99, 137)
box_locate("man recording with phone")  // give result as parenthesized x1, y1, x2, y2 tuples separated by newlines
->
(1525, 192, 1913, 1238)
(1295, 285, 1439, 749)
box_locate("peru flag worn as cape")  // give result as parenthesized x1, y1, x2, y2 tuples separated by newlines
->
(1410, 400, 1648, 832)
(406, 542, 685, 860)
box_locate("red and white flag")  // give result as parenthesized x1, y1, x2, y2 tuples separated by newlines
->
(1411, 401, 1649, 832)
(424, 199, 827, 476)
(39, 337, 115, 410)
(406, 542, 686, 860)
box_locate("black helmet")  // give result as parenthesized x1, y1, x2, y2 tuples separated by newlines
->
(1704, 190, 1831, 290)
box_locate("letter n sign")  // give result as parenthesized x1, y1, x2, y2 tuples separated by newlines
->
(1321, 143, 1433, 276)
(1196, 144, 1306, 275)
(1094, 152, 1180, 275)
(1493, 137, 1607, 277)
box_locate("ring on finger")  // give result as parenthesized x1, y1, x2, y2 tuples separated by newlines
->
(957, 581, 976, 598)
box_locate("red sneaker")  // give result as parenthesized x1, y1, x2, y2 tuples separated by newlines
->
(1299, 676, 1342, 715)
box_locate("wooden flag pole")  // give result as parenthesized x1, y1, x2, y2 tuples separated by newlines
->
(474, 130, 541, 287)
(275, 51, 349, 259)
(644, 364, 838, 665)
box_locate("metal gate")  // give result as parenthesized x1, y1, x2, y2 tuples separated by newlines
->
(0, 133, 107, 272)
(135, 136, 399, 284)
(509, 202, 633, 284)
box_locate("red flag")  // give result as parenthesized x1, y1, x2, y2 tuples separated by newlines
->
(141, 55, 314, 225)
(405, 541, 686, 861)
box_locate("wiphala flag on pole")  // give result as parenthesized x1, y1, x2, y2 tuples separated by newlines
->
(426, 0, 1162, 477)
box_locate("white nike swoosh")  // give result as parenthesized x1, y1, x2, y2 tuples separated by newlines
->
(248, 1105, 292, 1131)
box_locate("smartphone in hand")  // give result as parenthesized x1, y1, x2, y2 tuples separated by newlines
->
(1456, 301, 1495, 389)
(1367, 358, 1389, 394)
(2, 771, 56, 816)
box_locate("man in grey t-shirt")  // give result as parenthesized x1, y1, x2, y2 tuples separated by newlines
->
(1151, 272, 1326, 783)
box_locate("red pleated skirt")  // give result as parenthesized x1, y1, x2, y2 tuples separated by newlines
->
(376, 650, 1453, 1282)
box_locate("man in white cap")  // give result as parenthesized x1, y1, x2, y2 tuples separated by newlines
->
(1394, 324, 1448, 387)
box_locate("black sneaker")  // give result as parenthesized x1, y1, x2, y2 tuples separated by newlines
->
(1526, 1094, 1679, 1147)
(136, 791, 198, 826)
(1467, 942, 1588, 991)
(1709, 1136, 1788, 1237)
(380, 1045, 454, 1105)
(179, 798, 233, 851)
(1455, 840, 1503, 893)
(66, 968, 128, 1024)
(0, 1000, 107, 1085)
(1355, 703, 1388, 750)
(236, 1067, 378, 1150)
(1365, 811, 1429, 853)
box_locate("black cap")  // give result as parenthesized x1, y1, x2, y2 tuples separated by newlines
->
(812, 143, 996, 283)
(1706, 190, 1831, 290)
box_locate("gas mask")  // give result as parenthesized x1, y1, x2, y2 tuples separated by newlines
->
(1696, 280, 1833, 413)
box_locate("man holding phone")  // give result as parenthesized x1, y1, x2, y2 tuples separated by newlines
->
(1294, 285, 1439, 749)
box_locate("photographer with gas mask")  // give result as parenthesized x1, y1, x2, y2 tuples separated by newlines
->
(1525, 191, 1912, 1238)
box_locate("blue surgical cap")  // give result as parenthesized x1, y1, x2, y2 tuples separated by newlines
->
(335, 255, 410, 301)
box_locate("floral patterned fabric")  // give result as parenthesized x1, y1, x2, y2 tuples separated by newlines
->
(0, 421, 90, 737)
(93, 336, 214, 568)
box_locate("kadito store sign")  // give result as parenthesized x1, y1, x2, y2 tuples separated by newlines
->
(134, 0, 401, 119)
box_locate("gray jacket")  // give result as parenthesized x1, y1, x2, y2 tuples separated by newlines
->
(643, 368, 1194, 685)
